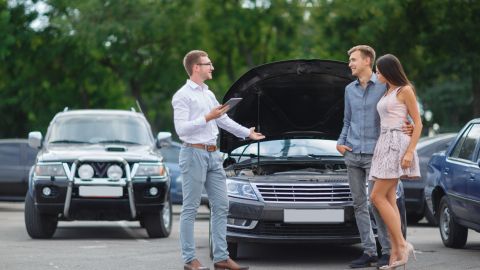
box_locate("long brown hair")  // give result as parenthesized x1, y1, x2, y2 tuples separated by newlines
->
(376, 54, 415, 93)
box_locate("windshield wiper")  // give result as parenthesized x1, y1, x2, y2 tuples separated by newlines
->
(96, 139, 140, 145)
(49, 140, 91, 144)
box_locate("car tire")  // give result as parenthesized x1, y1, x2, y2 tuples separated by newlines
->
(424, 200, 438, 226)
(24, 194, 58, 239)
(143, 197, 172, 238)
(438, 196, 468, 248)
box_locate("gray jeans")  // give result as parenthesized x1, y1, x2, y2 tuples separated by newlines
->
(179, 146, 229, 263)
(344, 151, 390, 256)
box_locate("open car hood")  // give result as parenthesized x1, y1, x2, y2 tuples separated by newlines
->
(220, 59, 353, 153)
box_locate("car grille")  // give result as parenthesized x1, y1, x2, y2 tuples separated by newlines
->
(230, 221, 359, 237)
(254, 183, 353, 203)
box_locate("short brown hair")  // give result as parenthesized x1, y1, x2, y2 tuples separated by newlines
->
(348, 45, 376, 67)
(183, 50, 208, 76)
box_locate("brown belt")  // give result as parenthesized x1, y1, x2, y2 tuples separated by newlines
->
(184, 143, 217, 152)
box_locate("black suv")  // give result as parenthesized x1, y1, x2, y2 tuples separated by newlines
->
(24, 109, 172, 239)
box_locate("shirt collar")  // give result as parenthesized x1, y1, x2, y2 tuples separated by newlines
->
(186, 79, 208, 91)
(355, 72, 377, 86)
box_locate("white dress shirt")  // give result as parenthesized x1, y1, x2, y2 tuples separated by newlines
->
(172, 80, 250, 145)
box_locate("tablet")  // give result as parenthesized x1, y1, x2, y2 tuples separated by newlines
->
(222, 98, 243, 111)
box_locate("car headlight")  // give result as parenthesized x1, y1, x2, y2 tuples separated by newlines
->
(226, 179, 258, 200)
(35, 163, 66, 177)
(135, 163, 167, 177)
(78, 164, 94, 179)
(107, 165, 123, 180)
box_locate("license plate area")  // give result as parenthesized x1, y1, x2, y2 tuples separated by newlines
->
(283, 209, 344, 223)
(78, 186, 123, 198)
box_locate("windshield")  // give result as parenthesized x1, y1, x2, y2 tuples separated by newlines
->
(231, 139, 341, 161)
(47, 115, 153, 145)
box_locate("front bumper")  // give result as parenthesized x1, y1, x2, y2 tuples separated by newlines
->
(32, 158, 169, 220)
(225, 197, 360, 244)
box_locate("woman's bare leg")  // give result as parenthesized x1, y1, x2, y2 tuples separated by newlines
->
(370, 179, 406, 264)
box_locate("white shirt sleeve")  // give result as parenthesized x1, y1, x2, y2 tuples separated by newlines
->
(172, 93, 207, 138)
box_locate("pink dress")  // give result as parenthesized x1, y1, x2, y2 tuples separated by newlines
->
(369, 87, 420, 180)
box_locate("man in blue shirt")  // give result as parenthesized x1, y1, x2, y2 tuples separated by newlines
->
(337, 45, 411, 269)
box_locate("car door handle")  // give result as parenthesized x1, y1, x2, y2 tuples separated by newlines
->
(443, 168, 450, 175)
(469, 173, 476, 181)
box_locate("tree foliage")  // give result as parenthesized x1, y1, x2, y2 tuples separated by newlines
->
(0, 0, 478, 138)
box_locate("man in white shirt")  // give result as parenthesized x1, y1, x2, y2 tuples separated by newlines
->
(172, 50, 264, 270)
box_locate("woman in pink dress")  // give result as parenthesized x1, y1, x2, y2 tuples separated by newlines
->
(369, 54, 422, 269)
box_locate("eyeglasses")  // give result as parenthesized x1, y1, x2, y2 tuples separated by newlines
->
(196, 62, 213, 67)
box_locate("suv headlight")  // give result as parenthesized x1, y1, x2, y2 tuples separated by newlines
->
(35, 163, 66, 177)
(226, 179, 258, 200)
(135, 163, 167, 177)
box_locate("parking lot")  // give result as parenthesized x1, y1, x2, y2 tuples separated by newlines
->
(1, 202, 480, 270)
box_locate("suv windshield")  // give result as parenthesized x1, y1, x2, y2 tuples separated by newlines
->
(231, 139, 341, 160)
(47, 115, 153, 145)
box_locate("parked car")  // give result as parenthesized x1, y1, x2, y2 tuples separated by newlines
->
(25, 109, 172, 239)
(158, 132, 208, 205)
(425, 118, 480, 248)
(0, 139, 38, 201)
(402, 133, 457, 224)
(210, 59, 407, 259)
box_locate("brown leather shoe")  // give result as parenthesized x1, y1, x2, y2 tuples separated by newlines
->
(184, 259, 210, 270)
(213, 258, 249, 270)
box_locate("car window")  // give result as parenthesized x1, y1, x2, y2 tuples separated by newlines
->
(451, 124, 480, 162)
(47, 115, 153, 145)
(0, 143, 21, 166)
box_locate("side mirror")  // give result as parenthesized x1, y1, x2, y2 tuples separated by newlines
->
(156, 131, 172, 148)
(28, 131, 43, 149)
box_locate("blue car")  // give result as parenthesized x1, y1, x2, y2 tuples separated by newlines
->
(425, 118, 480, 248)
(158, 132, 208, 205)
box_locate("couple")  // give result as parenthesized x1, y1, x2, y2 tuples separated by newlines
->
(337, 45, 422, 269)
(172, 46, 422, 270)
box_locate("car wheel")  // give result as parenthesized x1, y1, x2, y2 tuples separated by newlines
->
(24, 194, 58, 239)
(143, 197, 172, 238)
(424, 200, 438, 226)
(438, 196, 468, 248)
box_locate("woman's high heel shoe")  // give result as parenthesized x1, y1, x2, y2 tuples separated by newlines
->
(390, 242, 417, 269)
